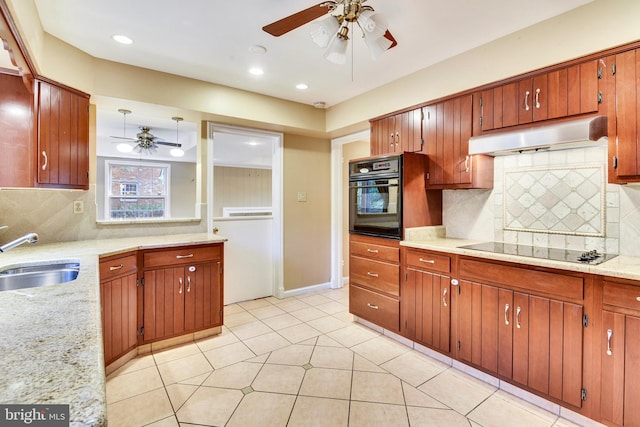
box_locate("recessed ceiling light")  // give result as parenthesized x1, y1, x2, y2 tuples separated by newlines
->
(170, 148, 185, 157)
(248, 45, 267, 55)
(249, 67, 264, 76)
(112, 34, 133, 45)
(296, 83, 309, 90)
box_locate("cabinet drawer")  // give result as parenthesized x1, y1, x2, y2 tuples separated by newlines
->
(143, 244, 221, 269)
(351, 256, 399, 296)
(99, 253, 137, 282)
(459, 258, 583, 300)
(350, 285, 399, 332)
(351, 241, 399, 263)
(603, 281, 640, 313)
(406, 249, 451, 273)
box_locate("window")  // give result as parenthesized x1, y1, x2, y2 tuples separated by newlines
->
(105, 160, 171, 219)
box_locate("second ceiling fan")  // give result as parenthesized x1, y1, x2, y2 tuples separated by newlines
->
(262, 0, 397, 64)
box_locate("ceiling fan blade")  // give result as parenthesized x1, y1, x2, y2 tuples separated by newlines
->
(384, 30, 398, 49)
(155, 141, 182, 148)
(110, 136, 137, 141)
(263, 2, 332, 37)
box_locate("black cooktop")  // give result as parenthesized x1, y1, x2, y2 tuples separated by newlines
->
(459, 242, 618, 265)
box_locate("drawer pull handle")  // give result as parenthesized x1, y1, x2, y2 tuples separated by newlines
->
(367, 272, 379, 278)
(41, 151, 48, 170)
(516, 306, 522, 329)
(187, 276, 191, 293)
(442, 288, 448, 307)
(419, 258, 435, 264)
(607, 329, 613, 356)
(176, 254, 194, 259)
(504, 303, 510, 326)
(109, 264, 124, 271)
(178, 277, 183, 294)
(367, 249, 379, 253)
(367, 303, 379, 310)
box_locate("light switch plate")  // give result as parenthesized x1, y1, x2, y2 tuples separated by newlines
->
(297, 191, 307, 202)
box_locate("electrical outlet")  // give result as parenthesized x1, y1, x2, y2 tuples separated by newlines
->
(297, 191, 307, 202)
(73, 201, 84, 214)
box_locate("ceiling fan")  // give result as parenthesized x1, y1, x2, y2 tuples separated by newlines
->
(263, 0, 397, 64)
(110, 109, 183, 156)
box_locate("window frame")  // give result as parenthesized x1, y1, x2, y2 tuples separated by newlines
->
(104, 159, 172, 220)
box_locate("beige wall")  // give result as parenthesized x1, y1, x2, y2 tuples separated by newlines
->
(341, 140, 370, 280)
(283, 135, 332, 290)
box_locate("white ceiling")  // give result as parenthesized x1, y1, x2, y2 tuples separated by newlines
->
(33, 0, 593, 108)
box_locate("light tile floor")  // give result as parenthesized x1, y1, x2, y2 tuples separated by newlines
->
(106, 287, 591, 426)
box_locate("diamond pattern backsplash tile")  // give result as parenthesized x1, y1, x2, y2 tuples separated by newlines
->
(504, 164, 605, 236)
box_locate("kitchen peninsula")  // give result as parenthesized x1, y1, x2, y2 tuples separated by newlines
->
(0, 233, 225, 426)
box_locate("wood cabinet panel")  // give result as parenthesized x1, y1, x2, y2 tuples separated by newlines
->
(100, 252, 138, 366)
(402, 265, 450, 353)
(405, 249, 450, 273)
(143, 245, 221, 269)
(0, 72, 34, 187)
(603, 280, 640, 312)
(459, 258, 584, 300)
(351, 241, 399, 264)
(350, 284, 399, 332)
(351, 256, 399, 296)
(370, 109, 423, 155)
(35, 79, 89, 189)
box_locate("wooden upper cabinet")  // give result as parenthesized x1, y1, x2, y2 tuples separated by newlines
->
(370, 108, 423, 155)
(0, 72, 34, 187)
(35, 79, 90, 189)
(423, 94, 493, 189)
(608, 49, 640, 183)
(475, 60, 600, 133)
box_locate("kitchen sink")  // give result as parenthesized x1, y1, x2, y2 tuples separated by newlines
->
(0, 260, 81, 292)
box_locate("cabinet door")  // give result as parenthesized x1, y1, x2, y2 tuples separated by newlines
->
(457, 280, 483, 367)
(406, 268, 451, 352)
(0, 73, 33, 187)
(36, 80, 89, 189)
(101, 273, 137, 365)
(143, 267, 185, 342)
(396, 109, 423, 153)
(613, 49, 640, 179)
(601, 310, 625, 426)
(370, 116, 396, 155)
(184, 261, 223, 332)
(423, 103, 444, 186)
(623, 315, 640, 426)
(401, 269, 418, 339)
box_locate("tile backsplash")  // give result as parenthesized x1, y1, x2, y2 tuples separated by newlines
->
(444, 144, 640, 257)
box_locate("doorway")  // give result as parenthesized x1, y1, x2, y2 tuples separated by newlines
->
(207, 123, 283, 304)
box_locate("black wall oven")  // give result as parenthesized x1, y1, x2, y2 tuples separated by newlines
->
(349, 154, 402, 239)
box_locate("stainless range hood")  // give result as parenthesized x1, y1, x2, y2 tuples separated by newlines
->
(468, 115, 608, 156)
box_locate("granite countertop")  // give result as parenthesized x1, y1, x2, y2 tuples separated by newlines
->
(401, 237, 640, 282)
(0, 233, 226, 427)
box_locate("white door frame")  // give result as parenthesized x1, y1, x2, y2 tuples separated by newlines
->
(206, 122, 285, 299)
(330, 129, 370, 289)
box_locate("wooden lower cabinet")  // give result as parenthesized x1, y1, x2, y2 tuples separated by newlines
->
(349, 234, 400, 332)
(141, 244, 223, 343)
(600, 279, 640, 426)
(99, 252, 138, 366)
(453, 259, 584, 408)
(401, 248, 451, 353)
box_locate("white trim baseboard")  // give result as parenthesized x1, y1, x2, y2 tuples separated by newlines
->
(281, 281, 333, 299)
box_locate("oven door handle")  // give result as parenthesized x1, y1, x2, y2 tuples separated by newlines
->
(349, 183, 399, 189)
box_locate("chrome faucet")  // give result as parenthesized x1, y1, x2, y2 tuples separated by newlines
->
(0, 232, 39, 253)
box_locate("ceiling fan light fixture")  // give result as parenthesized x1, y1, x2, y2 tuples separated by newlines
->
(310, 15, 340, 48)
(364, 31, 393, 59)
(357, 11, 387, 39)
(323, 26, 349, 64)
